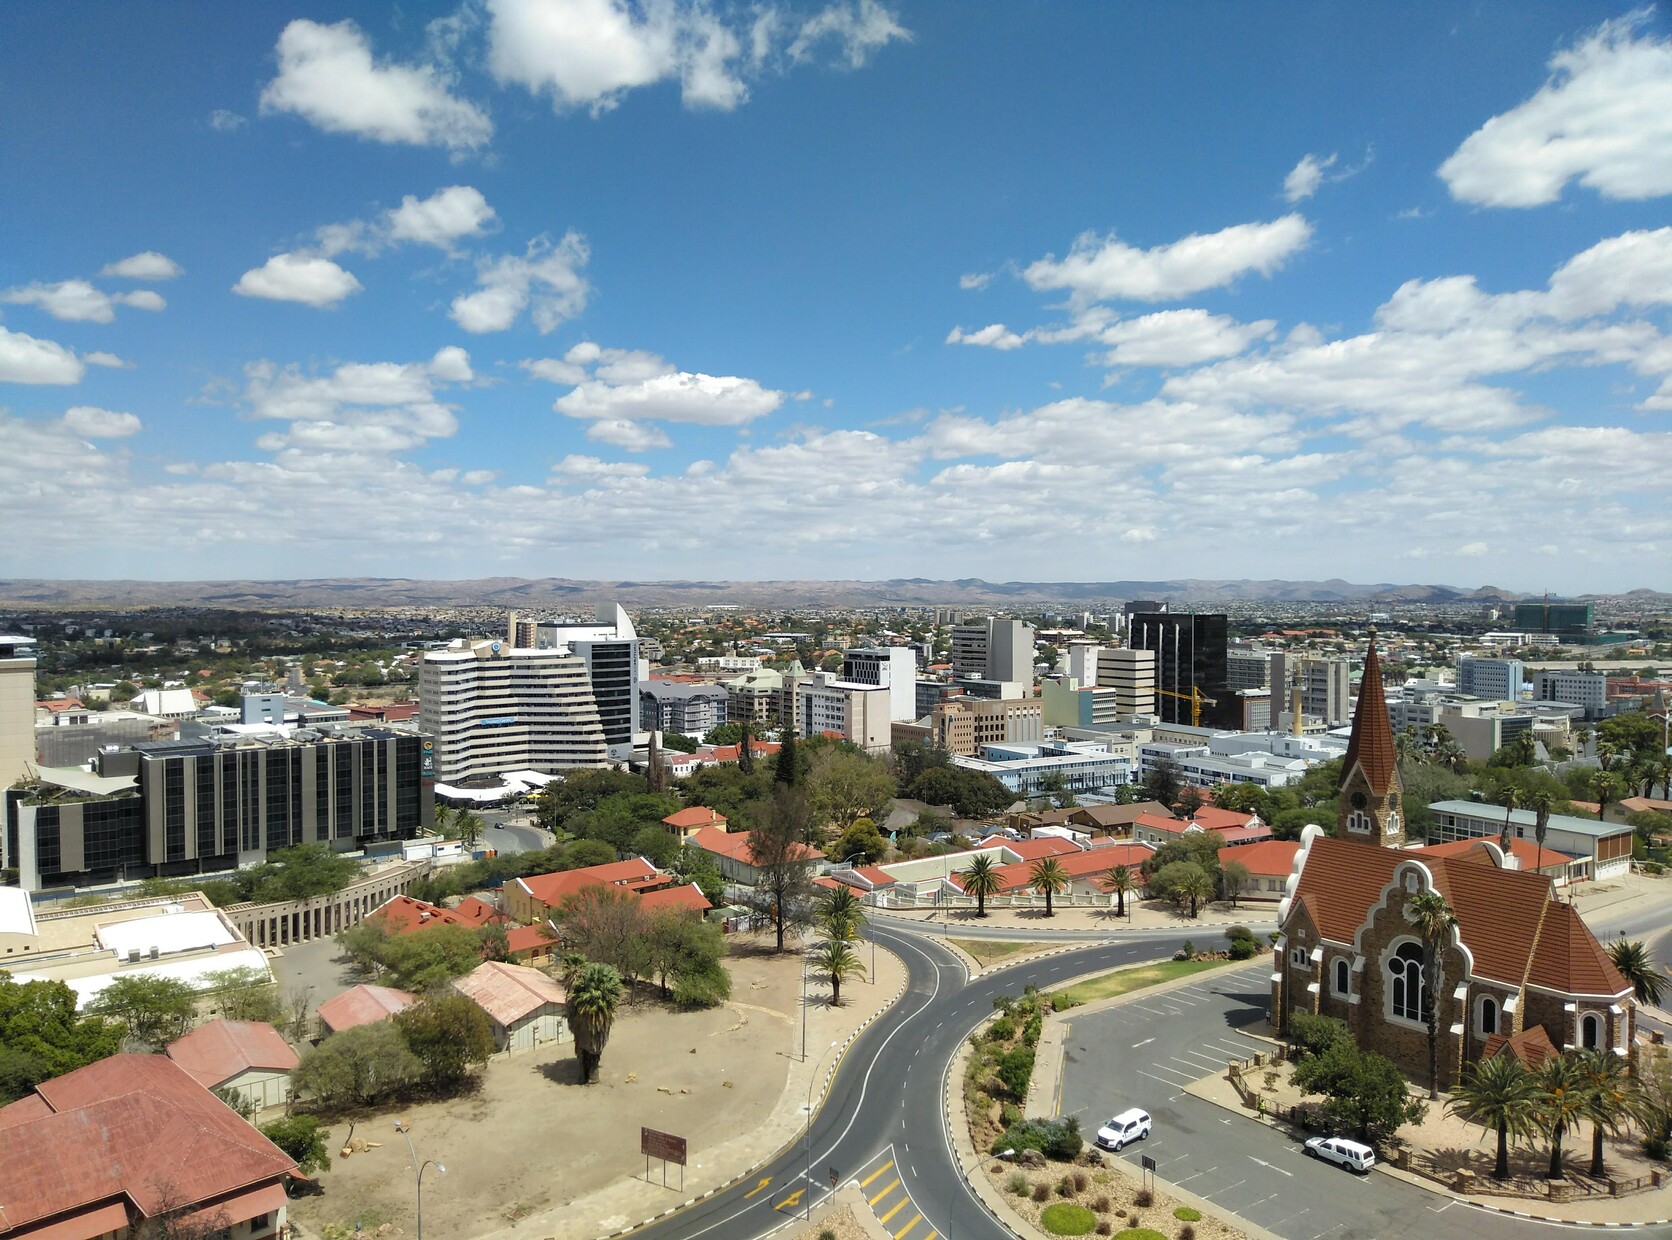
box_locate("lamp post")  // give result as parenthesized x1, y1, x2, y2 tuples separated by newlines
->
(394, 1120, 445, 1240)
(804, 1040, 839, 1219)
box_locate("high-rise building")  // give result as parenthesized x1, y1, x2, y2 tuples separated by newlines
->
(1456, 656, 1525, 703)
(1227, 648, 1273, 692)
(1297, 656, 1354, 726)
(639, 683, 730, 737)
(420, 641, 608, 782)
(950, 618, 1036, 692)
(1532, 669, 1608, 719)
(1127, 613, 1233, 729)
(1513, 600, 1594, 639)
(531, 604, 641, 761)
(0, 634, 36, 788)
(840, 647, 919, 722)
(1099, 647, 1156, 717)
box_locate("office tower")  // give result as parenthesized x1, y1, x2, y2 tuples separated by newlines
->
(0, 634, 35, 788)
(532, 603, 641, 761)
(1099, 647, 1157, 717)
(1512, 600, 1593, 639)
(950, 622, 990, 680)
(840, 647, 919, 721)
(1227, 648, 1273, 691)
(951, 618, 1036, 692)
(1127, 612, 1233, 729)
(1297, 656, 1354, 725)
(1456, 656, 1525, 703)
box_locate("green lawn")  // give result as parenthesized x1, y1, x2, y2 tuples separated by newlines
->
(1048, 958, 1223, 1010)
(947, 938, 1058, 967)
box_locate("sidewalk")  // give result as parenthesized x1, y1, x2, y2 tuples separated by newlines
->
(876, 897, 1276, 937)
(476, 943, 910, 1240)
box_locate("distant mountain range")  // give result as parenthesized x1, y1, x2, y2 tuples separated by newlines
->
(1, 577, 1665, 610)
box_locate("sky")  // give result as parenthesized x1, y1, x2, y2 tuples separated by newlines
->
(2, 2, 1670, 593)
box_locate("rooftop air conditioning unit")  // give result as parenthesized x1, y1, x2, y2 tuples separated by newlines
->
(127, 948, 141, 963)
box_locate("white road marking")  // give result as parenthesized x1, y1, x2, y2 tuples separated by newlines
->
(1131, 1037, 1155, 1047)
(1247, 1155, 1293, 1177)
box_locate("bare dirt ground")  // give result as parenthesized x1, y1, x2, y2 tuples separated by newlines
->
(291, 936, 808, 1239)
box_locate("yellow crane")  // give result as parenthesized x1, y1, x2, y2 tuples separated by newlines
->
(1155, 685, 1217, 728)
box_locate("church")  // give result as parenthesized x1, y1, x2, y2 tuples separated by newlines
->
(1270, 633, 1633, 1090)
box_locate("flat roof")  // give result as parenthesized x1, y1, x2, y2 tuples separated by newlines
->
(1428, 800, 1629, 839)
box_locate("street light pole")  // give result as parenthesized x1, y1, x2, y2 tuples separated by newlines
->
(801, 950, 808, 1061)
(394, 1120, 445, 1240)
(805, 1040, 839, 1220)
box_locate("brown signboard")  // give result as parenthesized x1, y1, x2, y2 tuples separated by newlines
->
(641, 1127, 688, 1166)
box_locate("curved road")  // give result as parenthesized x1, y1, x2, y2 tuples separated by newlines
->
(633, 918, 1672, 1240)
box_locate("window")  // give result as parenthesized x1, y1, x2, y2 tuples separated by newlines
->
(1346, 810, 1371, 835)
(1333, 958, 1350, 996)
(1581, 1013, 1601, 1049)
(1478, 995, 1498, 1037)
(1388, 941, 1426, 1023)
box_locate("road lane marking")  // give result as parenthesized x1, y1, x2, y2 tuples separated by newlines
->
(773, 1188, 805, 1211)
(742, 1176, 772, 1198)
(878, 1197, 909, 1225)
(893, 1212, 922, 1238)
(868, 1177, 902, 1205)
(859, 1160, 894, 1188)
(1247, 1156, 1293, 1177)
(1132, 1036, 1155, 1047)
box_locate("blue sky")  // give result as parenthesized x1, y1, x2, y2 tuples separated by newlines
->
(2, 2, 1670, 591)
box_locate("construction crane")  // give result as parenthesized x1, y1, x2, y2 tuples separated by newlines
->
(1155, 685, 1217, 728)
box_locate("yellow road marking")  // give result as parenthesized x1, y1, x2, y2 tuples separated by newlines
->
(878, 1197, 909, 1226)
(773, 1189, 806, 1212)
(893, 1212, 922, 1238)
(868, 1177, 901, 1206)
(859, 1160, 894, 1189)
(743, 1177, 771, 1199)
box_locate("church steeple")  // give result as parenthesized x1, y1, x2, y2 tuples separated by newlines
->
(1337, 628, 1404, 845)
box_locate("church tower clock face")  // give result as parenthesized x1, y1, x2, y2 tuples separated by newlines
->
(1351, 791, 1368, 810)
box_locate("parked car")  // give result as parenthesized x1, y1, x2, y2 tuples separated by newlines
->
(1304, 1136, 1376, 1173)
(1095, 1108, 1152, 1151)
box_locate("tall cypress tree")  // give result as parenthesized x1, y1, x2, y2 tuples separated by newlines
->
(738, 718, 754, 774)
(774, 728, 799, 786)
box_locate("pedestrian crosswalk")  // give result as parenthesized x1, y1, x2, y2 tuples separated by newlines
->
(855, 1150, 937, 1240)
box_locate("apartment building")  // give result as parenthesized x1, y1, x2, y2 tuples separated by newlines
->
(640, 682, 730, 737)
(1533, 668, 1609, 718)
(1457, 656, 1525, 703)
(796, 672, 891, 752)
(1296, 655, 1353, 726)
(840, 647, 918, 721)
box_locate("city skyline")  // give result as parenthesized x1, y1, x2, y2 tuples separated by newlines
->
(3, 3, 1670, 592)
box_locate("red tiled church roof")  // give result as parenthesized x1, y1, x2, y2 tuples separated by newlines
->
(1484, 1025, 1559, 1069)
(1341, 633, 1396, 793)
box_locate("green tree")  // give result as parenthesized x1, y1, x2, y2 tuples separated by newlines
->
(1292, 1040, 1428, 1145)
(742, 785, 819, 952)
(88, 974, 197, 1048)
(631, 824, 681, 869)
(813, 938, 866, 1006)
(0, 971, 123, 1102)
(906, 766, 1012, 818)
(293, 1021, 421, 1107)
(553, 884, 653, 984)
(1029, 857, 1070, 918)
(643, 909, 730, 1007)
(396, 994, 495, 1088)
(958, 854, 1006, 917)
(1607, 939, 1666, 1007)
(259, 1115, 332, 1176)
(1097, 864, 1133, 918)
(377, 924, 494, 991)
(1448, 1054, 1542, 1180)
(670, 843, 725, 907)
(997, 1046, 1035, 1098)
(201, 966, 282, 1024)
(807, 748, 897, 832)
(1573, 1047, 1652, 1178)
(454, 810, 485, 850)
(833, 816, 887, 865)
(1220, 858, 1251, 908)
(1408, 890, 1457, 1100)
(1176, 786, 1206, 818)
(1141, 757, 1181, 808)
(1149, 860, 1215, 917)
(819, 884, 866, 943)
(245, 842, 361, 902)
(336, 918, 393, 980)
(1495, 786, 1522, 854)
(568, 963, 624, 1084)
(1537, 1054, 1590, 1180)
(774, 729, 801, 786)
(703, 722, 745, 747)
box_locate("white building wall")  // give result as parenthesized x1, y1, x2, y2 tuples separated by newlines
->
(0, 637, 38, 788)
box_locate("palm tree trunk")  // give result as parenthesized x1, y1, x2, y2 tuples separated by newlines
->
(1496, 1120, 1509, 1180)
(1591, 1123, 1605, 1178)
(832, 973, 841, 1007)
(1116, 890, 1125, 917)
(1548, 1127, 1564, 1180)
(1045, 890, 1053, 917)
(977, 891, 986, 918)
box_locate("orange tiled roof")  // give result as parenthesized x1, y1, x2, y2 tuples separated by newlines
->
(515, 857, 664, 907)
(316, 984, 416, 1033)
(1484, 1025, 1559, 1069)
(949, 844, 1152, 893)
(452, 895, 506, 926)
(637, 882, 712, 914)
(1341, 637, 1396, 793)
(1218, 839, 1300, 878)
(689, 823, 824, 866)
(975, 834, 1080, 860)
(370, 893, 473, 934)
(165, 1019, 299, 1089)
(663, 806, 728, 830)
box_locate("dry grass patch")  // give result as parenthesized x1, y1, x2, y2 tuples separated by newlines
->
(948, 938, 1060, 967)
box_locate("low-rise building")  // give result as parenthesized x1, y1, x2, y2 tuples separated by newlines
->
(166, 1019, 300, 1113)
(952, 738, 1131, 797)
(505, 857, 710, 922)
(662, 805, 727, 839)
(1217, 839, 1301, 902)
(1426, 799, 1633, 881)
(451, 960, 569, 1055)
(640, 682, 730, 737)
(316, 983, 416, 1035)
(687, 824, 824, 885)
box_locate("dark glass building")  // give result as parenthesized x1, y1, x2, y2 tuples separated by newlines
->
(1127, 612, 1235, 730)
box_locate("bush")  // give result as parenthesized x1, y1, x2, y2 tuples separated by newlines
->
(1039, 1202, 1096, 1236)
(992, 1116, 1083, 1161)
(1056, 1176, 1073, 1196)
(1001, 1102, 1024, 1128)
(1180, 1228, 1196, 1240)
(1024, 1011, 1044, 1047)
(1173, 1206, 1201, 1221)
(989, 1015, 1017, 1042)
(1095, 1225, 1112, 1238)
(819, 1231, 836, 1240)
(1072, 1169, 1089, 1192)
(1092, 1195, 1110, 1212)
(998, 1047, 1036, 1098)
(1644, 1135, 1669, 1161)
(1033, 1182, 1050, 1203)
(1133, 1188, 1153, 1207)
(1646, 861, 1665, 876)
(1227, 937, 1260, 960)
(1008, 1171, 1030, 1195)
(1176, 940, 1195, 961)
(1111, 1230, 1165, 1240)
(1225, 925, 1254, 943)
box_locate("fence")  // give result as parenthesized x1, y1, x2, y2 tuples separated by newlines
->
(221, 860, 430, 949)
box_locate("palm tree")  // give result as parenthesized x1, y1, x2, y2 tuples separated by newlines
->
(819, 884, 865, 943)
(958, 854, 1006, 918)
(1098, 863, 1134, 919)
(455, 809, 485, 850)
(1497, 787, 1521, 855)
(1526, 788, 1556, 859)
(567, 963, 624, 1084)
(1029, 857, 1070, 918)
(1177, 865, 1216, 918)
(1448, 1055, 1542, 1180)
(1607, 939, 1666, 1007)
(1408, 890, 1458, 1100)
(1538, 1054, 1590, 1180)
(813, 938, 866, 1006)
(1593, 771, 1622, 825)
(1573, 1047, 1651, 1178)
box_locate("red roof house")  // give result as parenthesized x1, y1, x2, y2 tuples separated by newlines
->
(505, 857, 683, 922)
(315, 983, 416, 1034)
(662, 805, 728, 839)
(165, 1019, 300, 1112)
(689, 823, 824, 884)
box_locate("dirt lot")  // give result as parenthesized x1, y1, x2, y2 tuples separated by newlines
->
(291, 936, 807, 1239)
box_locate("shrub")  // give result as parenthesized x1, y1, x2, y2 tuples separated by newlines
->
(989, 1014, 1017, 1042)
(1072, 1169, 1089, 1192)
(1173, 1207, 1202, 1222)
(1033, 1182, 1051, 1203)
(819, 1231, 837, 1240)
(1227, 937, 1260, 960)
(1176, 940, 1195, 961)
(1134, 1188, 1153, 1207)
(1225, 924, 1254, 943)
(999, 1047, 1037, 1098)
(1111, 1230, 1165, 1240)
(1646, 861, 1665, 876)
(992, 1115, 1083, 1161)
(1056, 1176, 1073, 1196)
(1180, 1228, 1196, 1240)
(1024, 1011, 1044, 1047)
(1039, 1202, 1096, 1236)
(1645, 1135, 1670, 1161)
(1008, 1172, 1030, 1195)
(1092, 1194, 1111, 1211)
(1096, 1225, 1112, 1238)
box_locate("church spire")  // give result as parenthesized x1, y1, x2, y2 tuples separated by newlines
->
(1337, 627, 1404, 845)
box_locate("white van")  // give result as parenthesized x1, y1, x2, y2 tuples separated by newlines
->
(1095, 1108, 1152, 1151)
(1305, 1136, 1376, 1173)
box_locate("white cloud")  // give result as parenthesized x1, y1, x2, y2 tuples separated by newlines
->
(233, 254, 363, 308)
(1283, 153, 1336, 203)
(557, 370, 784, 425)
(386, 186, 498, 250)
(260, 19, 493, 151)
(428, 346, 475, 382)
(84, 352, 129, 369)
(1092, 310, 1277, 368)
(0, 326, 85, 384)
(787, 0, 910, 68)
(63, 406, 142, 438)
(1457, 541, 1489, 557)
(101, 252, 182, 281)
(1120, 526, 1157, 543)
(450, 232, 590, 333)
(586, 418, 673, 450)
(1439, 12, 1672, 206)
(208, 109, 247, 132)
(945, 323, 1025, 350)
(521, 356, 590, 386)
(0, 280, 166, 323)
(237, 352, 471, 456)
(553, 453, 651, 479)
(959, 272, 993, 291)
(1022, 215, 1312, 303)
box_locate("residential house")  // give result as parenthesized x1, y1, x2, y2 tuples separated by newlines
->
(451, 960, 569, 1055)
(663, 805, 728, 840)
(316, 983, 416, 1035)
(505, 857, 683, 923)
(1131, 810, 1271, 849)
(165, 1019, 300, 1114)
(1216, 839, 1301, 903)
(688, 823, 825, 885)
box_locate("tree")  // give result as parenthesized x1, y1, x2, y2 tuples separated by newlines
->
(88, 975, 197, 1048)
(1408, 890, 1457, 1100)
(813, 938, 866, 1006)
(1527, 787, 1557, 856)
(743, 785, 820, 952)
(704, 722, 746, 747)
(0, 971, 122, 1102)
(554, 885, 652, 984)
(670, 843, 725, 907)
(1573, 1047, 1651, 1178)
(1537, 1054, 1589, 1180)
(201, 966, 282, 1024)
(454, 810, 485, 850)
(959, 854, 1006, 917)
(906, 766, 1011, 819)
(376, 924, 493, 991)
(736, 719, 755, 774)
(807, 748, 897, 832)
(336, 918, 393, 979)
(643, 910, 730, 1007)
(293, 1021, 421, 1107)
(396, 994, 495, 1088)
(1149, 860, 1215, 917)
(1220, 858, 1251, 908)
(1029, 857, 1070, 918)
(567, 963, 624, 1084)
(1292, 1040, 1427, 1145)
(1594, 770, 1622, 825)
(833, 816, 887, 865)
(819, 884, 866, 943)
(1607, 939, 1666, 1007)
(774, 729, 801, 786)
(661, 731, 701, 754)
(1142, 757, 1181, 808)
(631, 824, 681, 869)
(260, 1115, 332, 1176)
(1098, 864, 1133, 918)
(1448, 1054, 1542, 1180)
(244, 843, 360, 902)
(1176, 787, 1205, 818)
(1496, 786, 1522, 854)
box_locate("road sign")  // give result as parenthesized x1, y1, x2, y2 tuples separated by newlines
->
(1140, 1155, 1156, 1172)
(641, 1127, 688, 1166)
(829, 1166, 839, 1188)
